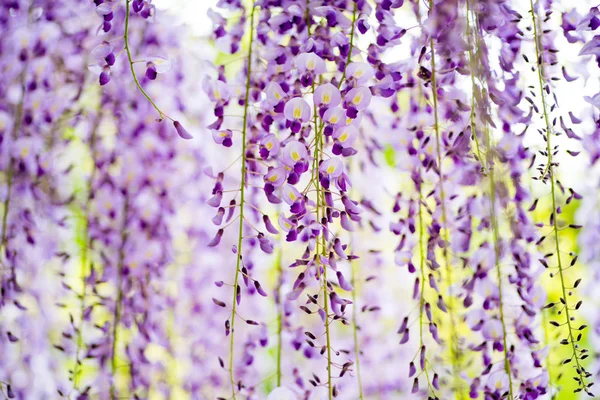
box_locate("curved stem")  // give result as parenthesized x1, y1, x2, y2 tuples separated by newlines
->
(123, 0, 171, 121)
(427, 2, 461, 395)
(228, 3, 256, 398)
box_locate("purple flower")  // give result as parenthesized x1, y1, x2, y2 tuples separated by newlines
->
(266, 82, 286, 106)
(174, 121, 193, 139)
(345, 62, 374, 84)
(295, 52, 326, 74)
(314, 83, 341, 109)
(284, 98, 312, 132)
(212, 129, 233, 147)
(319, 157, 344, 178)
(264, 166, 287, 188)
(333, 125, 358, 149)
(344, 87, 372, 111)
(282, 140, 309, 168)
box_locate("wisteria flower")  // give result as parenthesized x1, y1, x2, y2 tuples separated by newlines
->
(284, 97, 312, 132)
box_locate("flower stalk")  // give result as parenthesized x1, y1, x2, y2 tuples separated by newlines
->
(311, 80, 333, 400)
(228, 2, 256, 398)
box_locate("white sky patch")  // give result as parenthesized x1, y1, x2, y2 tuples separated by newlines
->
(155, 0, 217, 37)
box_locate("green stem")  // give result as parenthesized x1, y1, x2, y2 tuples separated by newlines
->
(228, 3, 256, 398)
(529, 0, 586, 388)
(427, 2, 461, 395)
(72, 110, 102, 392)
(123, 0, 169, 121)
(465, 2, 514, 397)
(311, 77, 333, 399)
(110, 197, 129, 400)
(319, 143, 333, 400)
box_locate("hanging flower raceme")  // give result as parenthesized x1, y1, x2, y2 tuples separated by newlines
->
(0, 1, 94, 397)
